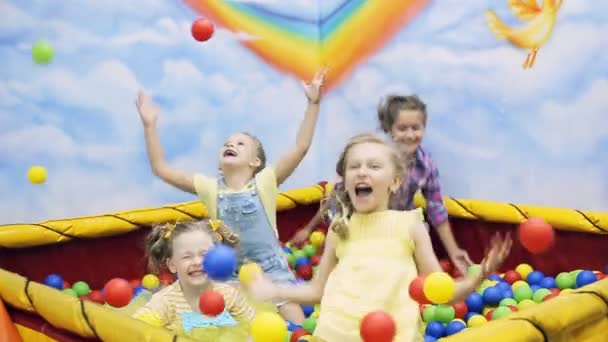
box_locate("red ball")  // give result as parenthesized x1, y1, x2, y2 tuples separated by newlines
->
(360, 311, 396, 342)
(549, 288, 561, 296)
(191, 18, 214, 42)
(597, 273, 606, 281)
(87, 290, 105, 304)
(103, 278, 133, 308)
(485, 309, 495, 321)
(542, 293, 558, 302)
(439, 259, 453, 274)
(199, 290, 225, 316)
(508, 305, 518, 312)
(290, 328, 309, 342)
(297, 264, 313, 281)
(408, 276, 430, 304)
(63, 281, 71, 290)
(519, 217, 554, 254)
(159, 273, 175, 286)
(310, 255, 321, 266)
(128, 279, 140, 289)
(453, 301, 468, 319)
(503, 270, 522, 284)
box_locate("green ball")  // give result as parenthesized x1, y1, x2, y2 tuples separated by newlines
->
(302, 316, 317, 333)
(302, 244, 317, 257)
(293, 250, 306, 260)
(513, 285, 533, 302)
(63, 288, 78, 297)
(532, 288, 551, 303)
(492, 306, 512, 320)
(422, 305, 436, 323)
(499, 298, 518, 307)
(467, 264, 482, 277)
(556, 272, 575, 289)
(286, 253, 296, 265)
(434, 305, 455, 324)
(32, 40, 54, 65)
(72, 281, 91, 297)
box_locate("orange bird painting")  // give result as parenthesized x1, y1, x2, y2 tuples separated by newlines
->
(486, 0, 563, 69)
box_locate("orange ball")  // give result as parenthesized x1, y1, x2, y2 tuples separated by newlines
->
(519, 217, 554, 254)
(103, 278, 133, 307)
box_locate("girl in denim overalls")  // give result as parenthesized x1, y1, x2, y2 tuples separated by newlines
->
(136, 69, 328, 323)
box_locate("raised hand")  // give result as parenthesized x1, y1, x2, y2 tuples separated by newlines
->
(135, 91, 160, 128)
(481, 232, 512, 276)
(303, 67, 328, 104)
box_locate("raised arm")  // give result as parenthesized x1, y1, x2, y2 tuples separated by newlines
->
(412, 222, 511, 303)
(274, 68, 328, 185)
(136, 91, 195, 194)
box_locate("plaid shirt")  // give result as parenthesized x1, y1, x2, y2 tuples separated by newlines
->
(389, 147, 448, 227)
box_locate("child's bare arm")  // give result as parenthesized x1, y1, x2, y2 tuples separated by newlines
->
(136, 91, 196, 194)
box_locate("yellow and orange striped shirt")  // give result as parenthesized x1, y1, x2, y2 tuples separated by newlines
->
(132, 281, 255, 332)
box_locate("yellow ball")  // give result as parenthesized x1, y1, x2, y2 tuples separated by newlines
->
(250, 311, 287, 342)
(298, 336, 313, 341)
(27, 165, 47, 184)
(309, 231, 325, 248)
(311, 311, 320, 319)
(142, 274, 159, 289)
(239, 263, 262, 285)
(515, 264, 533, 280)
(467, 314, 487, 328)
(423, 272, 455, 304)
(560, 288, 574, 295)
(517, 299, 536, 310)
(482, 306, 495, 315)
(512, 280, 528, 290)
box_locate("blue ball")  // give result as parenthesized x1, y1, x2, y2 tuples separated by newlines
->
(287, 320, 301, 332)
(203, 244, 237, 281)
(133, 285, 146, 297)
(424, 335, 438, 342)
(527, 271, 544, 285)
(44, 274, 63, 289)
(496, 282, 511, 292)
(501, 289, 514, 299)
(302, 304, 314, 317)
(530, 285, 541, 292)
(464, 312, 477, 322)
(465, 292, 484, 313)
(540, 276, 557, 289)
(283, 246, 292, 254)
(576, 270, 597, 288)
(446, 320, 466, 335)
(482, 286, 502, 306)
(425, 321, 445, 338)
(605, 265, 608, 274)
(488, 274, 504, 282)
(295, 257, 310, 268)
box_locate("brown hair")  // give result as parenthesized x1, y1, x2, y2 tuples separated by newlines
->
(145, 220, 219, 273)
(377, 95, 428, 133)
(242, 132, 267, 174)
(328, 133, 406, 239)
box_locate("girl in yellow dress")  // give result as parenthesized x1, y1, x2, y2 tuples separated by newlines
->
(249, 133, 512, 341)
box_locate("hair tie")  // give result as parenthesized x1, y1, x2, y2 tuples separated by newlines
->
(163, 222, 178, 239)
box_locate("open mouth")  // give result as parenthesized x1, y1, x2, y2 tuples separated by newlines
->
(354, 184, 373, 197)
(188, 270, 205, 277)
(223, 149, 237, 157)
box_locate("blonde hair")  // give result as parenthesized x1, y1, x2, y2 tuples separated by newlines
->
(241, 132, 267, 174)
(327, 133, 406, 239)
(145, 220, 220, 273)
(377, 94, 428, 133)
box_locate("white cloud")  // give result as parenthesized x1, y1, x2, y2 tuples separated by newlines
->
(0, 125, 78, 161)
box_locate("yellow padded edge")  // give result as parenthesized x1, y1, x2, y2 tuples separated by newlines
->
(0, 183, 606, 249)
(0, 268, 197, 342)
(443, 278, 608, 342)
(15, 325, 58, 342)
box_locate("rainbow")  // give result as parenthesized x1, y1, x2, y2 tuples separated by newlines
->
(183, 0, 430, 91)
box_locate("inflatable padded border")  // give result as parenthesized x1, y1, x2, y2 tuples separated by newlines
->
(1, 183, 606, 248)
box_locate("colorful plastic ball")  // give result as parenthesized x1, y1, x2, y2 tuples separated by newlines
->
(71, 281, 91, 297)
(515, 264, 534, 280)
(31, 40, 54, 64)
(482, 287, 502, 306)
(103, 278, 133, 308)
(423, 272, 455, 304)
(501, 288, 514, 299)
(44, 274, 64, 290)
(488, 274, 503, 282)
(159, 273, 175, 286)
(283, 246, 292, 254)
(133, 285, 146, 297)
(560, 289, 574, 295)
(492, 306, 512, 319)
(512, 280, 528, 290)
(302, 305, 314, 317)
(302, 245, 317, 257)
(142, 274, 159, 289)
(296, 336, 313, 342)
(503, 270, 522, 284)
(203, 244, 237, 281)
(439, 259, 453, 274)
(63, 288, 78, 297)
(309, 231, 325, 248)
(467, 264, 482, 277)
(239, 263, 262, 285)
(605, 265, 608, 274)
(434, 305, 455, 324)
(27, 165, 47, 184)
(424, 336, 438, 342)
(465, 292, 484, 313)
(519, 217, 554, 254)
(360, 311, 396, 342)
(422, 305, 436, 323)
(425, 321, 445, 338)
(549, 288, 561, 296)
(446, 320, 466, 335)
(513, 285, 533, 302)
(518, 299, 536, 310)
(530, 285, 541, 293)
(87, 290, 104, 304)
(495, 281, 512, 293)
(576, 270, 597, 288)
(199, 290, 225, 316)
(542, 293, 558, 302)
(532, 288, 551, 303)
(287, 320, 301, 332)
(301, 316, 316, 334)
(292, 250, 306, 261)
(297, 264, 313, 281)
(453, 301, 468, 319)
(310, 255, 321, 266)
(526, 271, 544, 286)
(290, 328, 308, 342)
(409, 276, 430, 304)
(500, 298, 518, 307)
(295, 257, 310, 268)
(286, 254, 296, 265)
(191, 18, 214, 42)
(467, 314, 487, 327)
(250, 312, 288, 342)
(540, 276, 557, 289)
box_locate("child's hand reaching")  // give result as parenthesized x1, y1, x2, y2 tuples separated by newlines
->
(135, 91, 160, 128)
(303, 67, 328, 104)
(247, 273, 279, 303)
(480, 232, 512, 277)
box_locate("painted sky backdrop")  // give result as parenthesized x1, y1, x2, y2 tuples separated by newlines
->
(1, 0, 606, 224)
